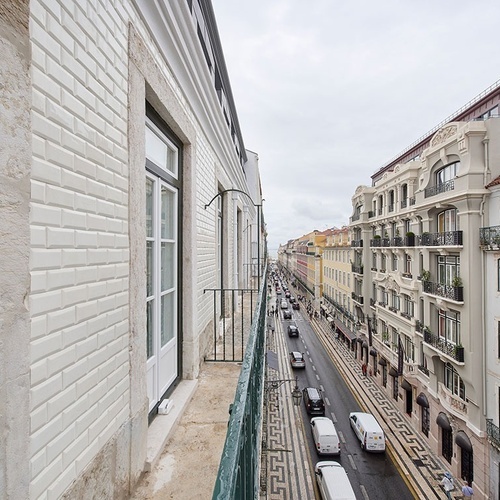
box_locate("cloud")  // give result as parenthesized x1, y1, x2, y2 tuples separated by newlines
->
(213, 0, 500, 253)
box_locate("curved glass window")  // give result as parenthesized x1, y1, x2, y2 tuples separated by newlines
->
(436, 161, 460, 185)
(445, 362, 465, 400)
(438, 208, 458, 232)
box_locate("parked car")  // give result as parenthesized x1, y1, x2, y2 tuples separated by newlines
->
(283, 309, 292, 320)
(349, 412, 386, 452)
(287, 323, 298, 335)
(285, 290, 291, 298)
(280, 299, 288, 309)
(288, 296, 295, 303)
(303, 387, 325, 415)
(292, 302, 300, 310)
(289, 351, 305, 368)
(311, 417, 340, 455)
(315, 462, 356, 500)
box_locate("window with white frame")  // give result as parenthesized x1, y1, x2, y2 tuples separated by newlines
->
(438, 309, 460, 345)
(391, 290, 399, 311)
(392, 252, 398, 271)
(145, 112, 181, 414)
(445, 362, 465, 400)
(436, 161, 460, 185)
(403, 294, 414, 318)
(405, 254, 412, 276)
(438, 208, 458, 232)
(372, 252, 377, 270)
(438, 255, 460, 285)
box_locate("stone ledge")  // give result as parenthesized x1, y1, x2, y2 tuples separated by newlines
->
(144, 379, 198, 472)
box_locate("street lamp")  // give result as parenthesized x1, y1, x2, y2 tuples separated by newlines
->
(266, 376, 302, 407)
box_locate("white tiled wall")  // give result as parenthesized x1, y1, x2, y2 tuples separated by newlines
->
(29, 0, 129, 496)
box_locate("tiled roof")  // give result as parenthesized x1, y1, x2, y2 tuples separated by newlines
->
(486, 175, 500, 188)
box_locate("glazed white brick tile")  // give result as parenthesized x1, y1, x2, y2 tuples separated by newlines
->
(30, 289, 62, 316)
(61, 248, 87, 267)
(46, 13, 75, 55)
(61, 209, 87, 229)
(74, 229, 98, 248)
(32, 112, 62, 144)
(61, 89, 87, 123)
(45, 142, 75, 171)
(86, 214, 108, 232)
(31, 456, 63, 500)
(47, 385, 77, 421)
(75, 300, 98, 323)
(30, 448, 47, 480)
(72, 155, 97, 178)
(32, 158, 62, 186)
(75, 265, 98, 285)
(46, 421, 75, 466)
(47, 227, 75, 248)
(31, 359, 48, 389)
(31, 413, 63, 456)
(61, 50, 87, 88)
(62, 323, 88, 348)
(61, 358, 89, 391)
(30, 20, 61, 64)
(31, 373, 63, 411)
(74, 437, 100, 477)
(61, 169, 88, 195)
(31, 332, 63, 367)
(31, 315, 48, 341)
(60, 129, 87, 157)
(46, 462, 75, 500)
(60, 285, 87, 308)
(47, 307, 76, 334)
(74, 193, 98, 214)
(85, 142, 106, 167)
(46, 96, 75, 131)
(30, 398, 49, 432)
(75, 335, 98, 361)
(61, 430, 88, 470)
(46, 268, 75, 290)
(31, 271, 48, 293)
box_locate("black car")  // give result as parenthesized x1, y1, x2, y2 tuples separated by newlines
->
(283, 309, 292, 320)
(287, 324, 299, 336)
(292, 302, 300, 310)
(303, 387, 325, 415)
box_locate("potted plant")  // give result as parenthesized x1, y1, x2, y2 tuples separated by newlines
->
(420, 231, 431, 245)
(421, 269, 431, 282)
(452, 275, 463, 287)
(454, 343, 464, 362)
(405, 231, 415, 246)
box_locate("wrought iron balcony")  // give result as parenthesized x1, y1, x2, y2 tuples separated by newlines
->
(370, 238, 382, 247)
(369, 298, 376, 307)
(351, 213, 361, 222)
(378, 208, 382, 215)
(487, 419, 500, 451)
(424, 179, 454, 198)
(351, 239, 363, 248)
(423, 328, 464, 362)
(382, 238, 391, 247)
(417, 230, 463, 246)
(368, 210, 375, 218)
(392, 236, 404, 247)
(351, 264, 363, 274)
(409, 197, 416, 206)
(422, 281, 464, 302)
(400, 199, 407, 209)
(480, 225, 500, 250)
(388, 204, 394, 212)
(418, 364, 429, 376)
(352, 292, 364, 305)
(415, 320, 424, 333)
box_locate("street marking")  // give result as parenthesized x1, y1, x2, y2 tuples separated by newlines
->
(316, 374, 320, 381)
(312, 365, 317, 372)
(338, 430, 345, 443)
(348, 454, 357, 470)
(360, 485, 369, 499)
(330, 410, 337, 422)
(320, 384, 325, 392)
(324, 397, 330, 406)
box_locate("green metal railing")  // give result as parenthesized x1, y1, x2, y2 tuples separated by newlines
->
(212, 268, 267, 499)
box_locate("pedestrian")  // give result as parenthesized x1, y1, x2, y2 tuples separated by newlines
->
(461, 480, 473, 498)
(362, 363, 367, 377)
(441, 472, 454, 500)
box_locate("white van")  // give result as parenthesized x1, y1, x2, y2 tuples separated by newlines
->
(311, 417, 340, 455)
(349, 412, 386, 452)
(315, 461, 356, 500)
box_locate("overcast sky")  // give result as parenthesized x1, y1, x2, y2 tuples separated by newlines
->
(212, 1, 500, 255)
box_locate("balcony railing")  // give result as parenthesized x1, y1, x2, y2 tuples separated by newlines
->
(351, 213, 361, 222)
(368, 210, 375, 218)
(418, 364, 429, 376)
(422, 281, 464, 302)
(382, 238, 391, 247)
(401, 199, 407, 209)
(352, 292, 364, 305)
(351, 239, 363, 248)
(378, 208, 382, 215)
(424, 179, 454, 198)
(351, 264, 363, 274)
(486, 419, 500, 451)
(415, 320, 424, 333)
(480, 225, 500, 250)
(392, 236, 404, 247)
(370, 238, 382, 247)
(423, 329, 464, 362)
(417, 230, 463, 246)
(409, 197, 416, 206)
(369, 298, 376, 307)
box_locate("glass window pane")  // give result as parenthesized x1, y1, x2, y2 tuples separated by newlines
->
(146, 127, 168, 169)
(161, 242, 175, 291)
(147, 300, 153, 358)
(146, 178, 154, 238)
(161, 186, 175, 239)
(161, 292, 175, 346)
(147, 241, 154, 296)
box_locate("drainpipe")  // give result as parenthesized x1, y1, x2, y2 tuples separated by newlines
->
(480, 136, 489, 418)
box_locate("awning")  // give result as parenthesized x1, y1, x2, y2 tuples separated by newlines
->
(389, 367, 398, 377)
(401, 379, 412, 391)
(436, 412, 452, 431)
(334, 319, 357, 341)
(321, 304, 327, 311)
(455, 431, 472, 452)
(362, 341, 368, 349)
(416, 392, 429, 408)
(378, 357, 387, 366)
(369, 348, 378, 357)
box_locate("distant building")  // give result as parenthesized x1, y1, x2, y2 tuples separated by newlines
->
(0, 1, 263, 498)
(349, 81, 500, 500)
